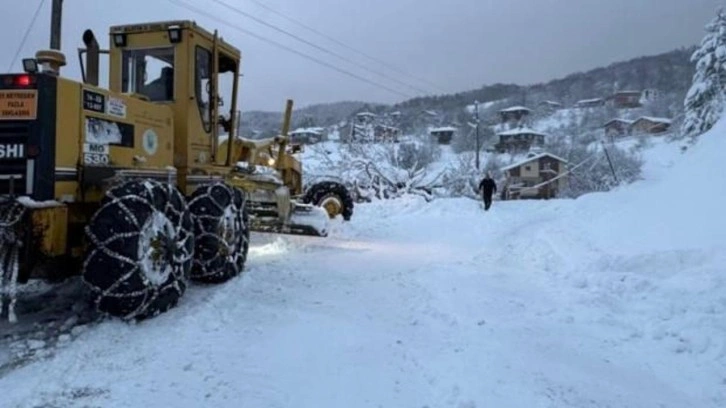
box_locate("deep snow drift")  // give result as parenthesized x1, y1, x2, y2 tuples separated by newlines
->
(0, 122, 724, 407)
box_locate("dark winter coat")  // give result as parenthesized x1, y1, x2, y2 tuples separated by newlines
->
(479, 177, 497, 196)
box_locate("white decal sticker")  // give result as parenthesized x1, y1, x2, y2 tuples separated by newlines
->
(85, 117, 122, 145)
(83, 143, 109, 155)
(142, 129, 159, 155)
(107, 97, 127, 118)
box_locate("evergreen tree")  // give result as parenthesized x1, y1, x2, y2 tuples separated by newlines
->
(682, 9, 726, 139)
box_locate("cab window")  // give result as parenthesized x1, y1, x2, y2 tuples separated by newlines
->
(195, 46, 212, 133)
(121, 47, 175, 102)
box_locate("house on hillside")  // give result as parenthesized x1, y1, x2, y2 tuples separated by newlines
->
(498, 106, 531, 126)
(355, 111, 377, 124)
(603, 118, 634, 139)
(606, 91, 643, 109)
(501, 152, 568, 200)
(575, 98, 605, 108)
(348, 123, 373, 143)
(641, 89, 660, 103)
(429, 126, 456, 144)
(630, 116, 672, 134)
(537, 100, 563, 113)
(289, 127, 325, 144)
(495, 127, 547, 153)
(374, 124, 401, 142)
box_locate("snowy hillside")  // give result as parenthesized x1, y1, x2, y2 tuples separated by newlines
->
(0, 110, 723, 407)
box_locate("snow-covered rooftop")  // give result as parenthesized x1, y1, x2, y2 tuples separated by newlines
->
(611, 90, 642, 95)
(497, 127, 547, 136)
(501, 152, 568, 171)
(576, 98, 604, 104)
(634, 116, 672, 125)
(499, 106, 531, 113)
(604, 118, 635, 126)
(290, 127, 324, 135)
(430, 126, 457, 133)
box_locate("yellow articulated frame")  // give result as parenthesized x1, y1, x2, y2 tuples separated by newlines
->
(222, 171, 329, 237)
(29, 205, 68, 258)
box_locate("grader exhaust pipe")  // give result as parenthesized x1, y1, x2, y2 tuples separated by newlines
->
(82, 29, 100, 86)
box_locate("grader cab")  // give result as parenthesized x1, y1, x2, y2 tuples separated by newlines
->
(0, 11, 354, 322)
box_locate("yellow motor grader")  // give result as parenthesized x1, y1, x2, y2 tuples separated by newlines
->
(0, 6, 354, 321)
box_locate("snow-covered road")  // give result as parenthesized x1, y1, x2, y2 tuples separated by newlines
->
(1, 190, 724, 407)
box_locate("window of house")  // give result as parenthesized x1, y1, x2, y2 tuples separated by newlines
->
(121, 47, 175, 102)
(525, 165, 531, 171)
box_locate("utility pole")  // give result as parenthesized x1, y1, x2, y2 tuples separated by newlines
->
(474, 100, 480, 170)
(50, 0, 63, 50)
(601, 141, 618, 183)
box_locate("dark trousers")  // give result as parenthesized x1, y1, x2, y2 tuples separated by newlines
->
(482, 193, 493, 210)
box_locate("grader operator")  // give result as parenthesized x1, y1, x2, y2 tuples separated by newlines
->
(0, 14, 354, 322)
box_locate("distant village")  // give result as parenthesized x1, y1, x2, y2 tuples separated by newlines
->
(287, 88, 673, 201)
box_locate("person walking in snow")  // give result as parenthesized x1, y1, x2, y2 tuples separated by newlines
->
(478, 172, 497, 211)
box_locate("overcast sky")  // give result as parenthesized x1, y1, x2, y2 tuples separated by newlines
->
(0, 0, 721, 111)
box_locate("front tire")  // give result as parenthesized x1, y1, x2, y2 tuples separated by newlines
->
(187, 182, 250, 284)
(303, 181, 354, 221)
(82, 180, 195, 320)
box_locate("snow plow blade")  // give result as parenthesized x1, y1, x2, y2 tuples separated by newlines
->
(249, 202, 330, 237)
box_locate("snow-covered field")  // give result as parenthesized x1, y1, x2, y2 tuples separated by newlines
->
(0, 118, 724, 407)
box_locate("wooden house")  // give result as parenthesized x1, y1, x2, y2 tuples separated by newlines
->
(495, 127, 546, 153)
(501, 152, 568, 200)
(630, 116, 672, 134)
(429, 126, 456, 144)
(641, 89, 660, 103)
(374, 124, 401, 142)
(355, 111, 377, 124)
(575, 98, 605, 108)
(537, 100, 563, 112)
(289, 127, 325, 144)
(603, 119, 634, 138)
(607, 91, 643, 109)
(498, 106, 531, 125)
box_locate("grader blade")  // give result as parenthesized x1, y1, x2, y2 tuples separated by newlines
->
(249, 203, 330, 237)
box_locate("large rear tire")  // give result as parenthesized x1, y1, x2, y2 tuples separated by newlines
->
(187, 182, 250, 284)
(82, 180, 195, 320)
(303, 181, 354, 221)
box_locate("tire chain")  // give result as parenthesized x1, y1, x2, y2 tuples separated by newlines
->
(0, 198, 26, 323)
(187, 183, 248, 282)
(82, 180, 194, 320)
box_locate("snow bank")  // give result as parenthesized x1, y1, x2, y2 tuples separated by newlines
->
(574, 119, 726, 253)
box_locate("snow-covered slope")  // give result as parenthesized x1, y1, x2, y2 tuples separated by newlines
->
(0, 119, 723, 407)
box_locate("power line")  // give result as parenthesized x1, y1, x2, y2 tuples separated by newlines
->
(208, 0, 433, 96)
(240, 0, 448, 94)
(7, 0, 47, 73)
(167, 0, 413, 99)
